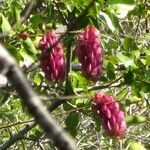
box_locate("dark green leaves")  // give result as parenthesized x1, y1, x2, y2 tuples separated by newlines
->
(124, 71, 134, 85)
(123, 37, 138, 52)
(125, 115, 146, 125)
(106, 62, 115, 80)
(107, 0, 134, 5)
(65, 112, 79, 137)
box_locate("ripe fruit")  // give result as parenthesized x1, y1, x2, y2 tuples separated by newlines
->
(18, 32, 29, 39)
(39, 29, 65, 82)
(76, 25, 103, 81)
(92, 92, 127, 138)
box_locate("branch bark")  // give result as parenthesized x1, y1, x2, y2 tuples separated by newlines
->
(0, 44, 77, 150)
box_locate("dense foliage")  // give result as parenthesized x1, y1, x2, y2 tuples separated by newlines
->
(0, 0, 150, 149)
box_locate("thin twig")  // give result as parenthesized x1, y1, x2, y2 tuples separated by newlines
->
(65, 43, 73, 94)
(75, 76, 124, 93)
(0, 119, 34, 130)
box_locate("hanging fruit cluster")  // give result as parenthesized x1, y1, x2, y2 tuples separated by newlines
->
(37, 25, 126, 138)
(92, 92, 127, 138)
(38, 25, 103, 82)
(76, 26, 103, 81)
(38, 29, 65, 82)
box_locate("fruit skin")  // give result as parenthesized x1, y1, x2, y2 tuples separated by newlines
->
(18, 32, 29, 39)
(92, 92, 127, 138)
(76, 25, 103, 81)
(38, 29, 65, 82)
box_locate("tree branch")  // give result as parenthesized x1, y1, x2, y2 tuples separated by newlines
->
(0, 44, 77, 150)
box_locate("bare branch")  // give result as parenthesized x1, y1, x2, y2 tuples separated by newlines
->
(0, 44, 77, 150)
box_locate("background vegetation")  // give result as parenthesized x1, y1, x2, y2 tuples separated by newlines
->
(0, 0, 150, 149)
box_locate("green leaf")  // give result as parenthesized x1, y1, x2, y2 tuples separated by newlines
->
(124, 71, 134, 85)
(92, 111, 101, 131)
(0, 13, 11, 33)
(125, 96, 141, 106)
(5, 45, 23, 62)
(123, 37, 138, 52)
(75, 99, 85, 107)
(33, 76, 42, 84)
(65, 112, 79, 129)
(65, 112, 79, 137)
(107, 62, 115, 71)
(146, 55, 150, 66)
(128, 4, 147, 17)
(65, 77, 75, 95)
(108, 4, 135, 18)
(23, 37, 37, 55)
(125, 115, 146, 125)
(116, 88, 128, 100)
(30, 15, 44, 28)
(63, 103, 73, 111)
(117, 53, 135, 68)
(100, 12, 115, 32)
(106, 69, 115, 80)
(11, 2, 21, 23)
(127, 142, 146, 150)
(20, 47, 35, 66)
(107, 0, 134, 5)
(106, 62, 115, 80)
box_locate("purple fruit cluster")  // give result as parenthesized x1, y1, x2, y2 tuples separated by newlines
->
(92, 92, 127, 138)
(39, 29, 65, 82)
(76, 25, 103, 81)
(39, 25, 103, 82)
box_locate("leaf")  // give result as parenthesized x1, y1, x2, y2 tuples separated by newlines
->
(65, 112, 79, 137)
(106, 62, 115, 80)
(0, 13, 11, 33)
(117, 53, 135, 68)
(127, 142, 146, 150)
(65, 77, 75, 95)
(108, 4, 135, 18)
(65, 112, 79, 129)
(125, 96, 141, 106)
(107, 62, 115, 71)
(106, 69, 116, 80)
(125, 115, 146, 125)
(20, 47, 35, 67)
(23, 38, 37, 55)
(116, 88, 128, 100)
(100, 12, 115, 32)
(92, 111, 101, 131)
(123, 37, 138, 51)
(124, 71, 134, 85)
(146, 55, 150, 66)
(11, 1, 21, 23)
(63, 103, 73, 111)
(30, 15, 44, 28)
(75, 99, 85, 107)
(107, 0, 134, 5)
(5, 45, 23, 62)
